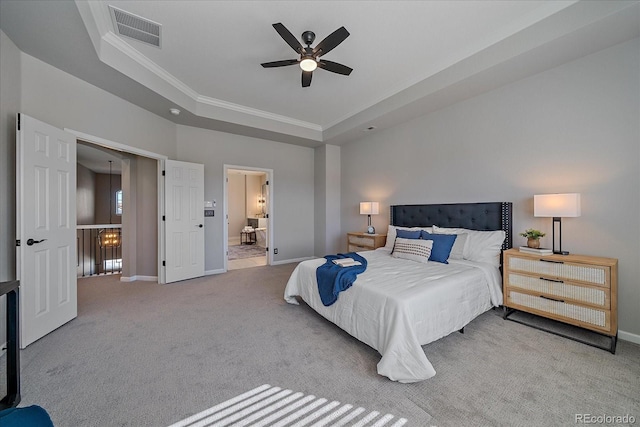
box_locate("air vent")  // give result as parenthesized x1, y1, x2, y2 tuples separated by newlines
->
(109, 5, 161, 48)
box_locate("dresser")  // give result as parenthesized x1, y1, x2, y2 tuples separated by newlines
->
(502, 248, 618, 353)
(347, 232, 387, 252)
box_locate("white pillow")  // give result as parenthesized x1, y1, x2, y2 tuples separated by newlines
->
(391, 237, 433, 264)
(433, 225, 505, 267)
(448, 232, 468, 260)
(383, 225, 433, 252)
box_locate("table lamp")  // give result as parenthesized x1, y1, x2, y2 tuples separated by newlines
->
(360, 202, 379, 234)
(534, 193, 581, 255)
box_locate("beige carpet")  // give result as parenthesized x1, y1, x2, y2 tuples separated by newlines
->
(7, 265, 640, 426)
(168, 384, 407, 427)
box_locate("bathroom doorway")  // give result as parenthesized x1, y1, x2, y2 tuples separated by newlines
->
(225, 166, 272, 270)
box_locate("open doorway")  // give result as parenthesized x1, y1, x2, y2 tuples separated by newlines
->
(75, 139, 160, 282)
(76, 141, 124, 277)
(225, 166, 273, 270)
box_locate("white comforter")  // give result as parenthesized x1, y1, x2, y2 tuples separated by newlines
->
(284, 249, 503, 383)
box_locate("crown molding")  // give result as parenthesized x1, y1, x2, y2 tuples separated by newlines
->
(74, 1, 323, 140)
(196, 95, 322, 132)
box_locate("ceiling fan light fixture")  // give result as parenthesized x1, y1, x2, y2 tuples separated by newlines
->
(263, 23, 351, 87)
(300, 57, 317, 72)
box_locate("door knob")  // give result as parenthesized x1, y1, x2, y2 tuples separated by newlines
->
(197, 224, 203, 228)
(26, 238, 47, 246)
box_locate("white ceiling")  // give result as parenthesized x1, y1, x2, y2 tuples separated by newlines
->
(77, 141, 123, 174)
(1, 1, 638, 148)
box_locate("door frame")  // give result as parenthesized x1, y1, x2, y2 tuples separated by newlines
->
(223, 164, 273, 272)
(64, 129, 169, 283)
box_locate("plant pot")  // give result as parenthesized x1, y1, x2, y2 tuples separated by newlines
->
(527, 238, 540, 249)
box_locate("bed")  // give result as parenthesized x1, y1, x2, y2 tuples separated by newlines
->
(284, 202, 513, 383)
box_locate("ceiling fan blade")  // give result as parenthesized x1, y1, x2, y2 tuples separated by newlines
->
(261, 59, 299, 68)
(272, 23, 304, 54)
(302, 71, 312, 87)
(318, 60, 353, 76)
(312, 26, 349, 57)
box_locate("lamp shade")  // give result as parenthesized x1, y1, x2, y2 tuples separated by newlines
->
(534, 193, 581, 218)
(359, 202, 379, 215)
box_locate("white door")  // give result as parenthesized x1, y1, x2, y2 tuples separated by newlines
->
(165, 160, 205, 283)
(16, 114, 77, 348)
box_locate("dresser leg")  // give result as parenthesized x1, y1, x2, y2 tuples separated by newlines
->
(502, 306, 515, 320)
(610, 334, 617, 355)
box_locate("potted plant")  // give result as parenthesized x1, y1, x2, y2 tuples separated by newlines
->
(520, 229, 546, 249)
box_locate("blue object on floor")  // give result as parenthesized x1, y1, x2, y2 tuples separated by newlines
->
(0, 405, 54, 426)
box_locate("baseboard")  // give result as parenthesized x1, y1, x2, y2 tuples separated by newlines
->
(619, 330, 640, 345)
(205, 269, 226, 275)
(120, 275, 158, 282)
(272, 256, 314, 265)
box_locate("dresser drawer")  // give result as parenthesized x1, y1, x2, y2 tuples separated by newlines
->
(506, 290, 611, 333)
(507, 273, 609, 309)
(346, 233, 386, 252)
(508, 256, 610, 287)
(348, 235, 375, 246)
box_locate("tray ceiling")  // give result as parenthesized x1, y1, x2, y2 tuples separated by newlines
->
(1, 0, 638, 147)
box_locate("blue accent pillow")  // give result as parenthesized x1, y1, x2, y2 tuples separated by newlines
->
(420, 231, 457, 264)
(396, 229, 421, 239)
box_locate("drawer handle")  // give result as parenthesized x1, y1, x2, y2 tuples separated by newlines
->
(540, 277, 564, 284)
(540, 258, 564, 264)
(540, 295, 565, 303)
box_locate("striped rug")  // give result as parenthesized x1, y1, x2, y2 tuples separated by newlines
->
(168, 384, 408, 427)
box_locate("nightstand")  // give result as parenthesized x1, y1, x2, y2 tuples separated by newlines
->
(502, 248, 618, 353)
(347, 232, 387, 252)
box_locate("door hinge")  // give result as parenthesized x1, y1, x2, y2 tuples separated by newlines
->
(162, 170, 165, 176)
(16, 240, 20, 247)
(162, 260, 166, 266)
(266, 247, 268, 252)
(162, 215, 165, 221)
(266, 180, 269, 185)
(17, 114, 21, 131)
(266, 213, 269, 219)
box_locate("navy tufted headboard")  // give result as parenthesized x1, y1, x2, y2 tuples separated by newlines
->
(390, 202, 513, 250)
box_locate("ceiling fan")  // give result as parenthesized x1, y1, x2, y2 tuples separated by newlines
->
(261, 23, 353, 88)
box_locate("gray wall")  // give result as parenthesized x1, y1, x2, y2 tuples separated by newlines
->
(340, 38, 640, 337)
(121, 155, 159, 279)
(245, 174, 263, 219)
(314, 144, 342, 256)
(76, 163, 96, 225)
(94, 173, 122, 225)
(135, 156, 158, 277)
(0, 30, 21, 346)
(228, 173, 246, 242)
(19, 53, 176, 159)
(176, 125, 315, 271)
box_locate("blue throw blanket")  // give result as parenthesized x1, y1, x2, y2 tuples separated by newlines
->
(316, 252, 367, 306)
